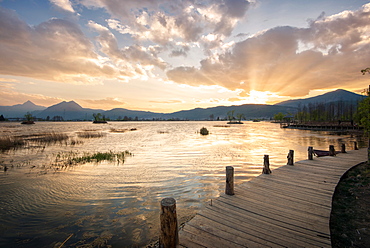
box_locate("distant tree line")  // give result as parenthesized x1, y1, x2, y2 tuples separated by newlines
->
(295, 101, 358, 123)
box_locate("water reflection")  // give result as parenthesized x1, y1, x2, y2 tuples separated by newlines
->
(0, 121, 365, 247)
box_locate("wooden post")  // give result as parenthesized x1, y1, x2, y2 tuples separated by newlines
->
(308, 146, 314, 160)
(262, 155, 272, 174)
(225, 166, 234, 195)
(354, 141, 359, 150)
(341, 144, 346, 153)
(287, 150, 294, 165)
(160, 198, 179, 248)
(329, 145, 336, 156)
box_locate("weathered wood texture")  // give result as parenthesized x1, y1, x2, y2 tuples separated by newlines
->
(287, 150, 294, 165)
(179, 148, 367, 248)
(225, 166, 235, 195)
(160, 198, 179, 248)
(308, 146, 314, 160)
(262, 155, 271, 174)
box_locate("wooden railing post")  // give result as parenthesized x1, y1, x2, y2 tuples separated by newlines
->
(329, 145, 336, 156)
(287, 150, 294, 165)
(354, 141, 358, 150)
(160, 198, 179, 248)
(225, 166, 234, 195)
(262, 155, 271, 174)
(308, 146, 314, 160)
(341, 144, 346, 153)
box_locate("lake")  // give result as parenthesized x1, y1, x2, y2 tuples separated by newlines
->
(0, 121, 365, 247)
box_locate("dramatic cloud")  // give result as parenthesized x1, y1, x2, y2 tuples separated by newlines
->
(0, 82, 63, 107)
(49, 0, 75, 13)
(167, 3, 370, 97)
(0, 7, 119, 84)
(79, 97, 126, 109)
(88, 21, 167, 77)
(86, 0, 252, 53)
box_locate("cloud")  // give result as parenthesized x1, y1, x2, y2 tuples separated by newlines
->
(89, 21, 168, 70)
(49, 0, 75, 13)
(0, 7, 120, 84)
(0, 83, 63, 107)
(86, 0, 252, 51)
(167, 3, 370, 97)
(149, 99, 183, 104)
(79, 97, 126, 109)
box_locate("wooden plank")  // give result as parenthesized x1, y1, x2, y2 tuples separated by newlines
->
(178, 148, 367, 247)
(188, 215, 275, 247)
(202, 203, 331, 247)
(215, 194, 330, 234)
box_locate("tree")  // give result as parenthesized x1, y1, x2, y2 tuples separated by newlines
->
(361, 67, 370, 75)
(357, 68, 370, 163)
(24, 112, 33, 121)
(93, 113, 103, 122)
(273, 112, 285, 122)
(236, 113, 244, 123)
(227, 110, 235, 122)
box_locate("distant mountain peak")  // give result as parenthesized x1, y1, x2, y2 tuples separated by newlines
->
(276, 89, 365, 108)
(50, 100, 84, 111)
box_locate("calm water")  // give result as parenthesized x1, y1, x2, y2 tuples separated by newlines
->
(0, 121, 365, 247)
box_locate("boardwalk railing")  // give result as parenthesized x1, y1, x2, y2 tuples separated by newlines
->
(159, 144, 367, 248)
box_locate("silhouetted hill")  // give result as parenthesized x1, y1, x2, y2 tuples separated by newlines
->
(36, 101, 103, 120)
(0, 89, 365, 120)
(104, 108, 161, 120)
(276, 89, 365, 108)
(162, 104, 295, 120)
(0, 100, 46, 118)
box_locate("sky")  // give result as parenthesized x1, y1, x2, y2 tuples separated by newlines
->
(0, 0, 369, 112)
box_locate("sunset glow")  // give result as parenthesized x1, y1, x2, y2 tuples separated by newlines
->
(0, 0, 369, 112)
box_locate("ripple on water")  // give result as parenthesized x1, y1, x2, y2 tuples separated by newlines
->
(0, 121, 365, 247)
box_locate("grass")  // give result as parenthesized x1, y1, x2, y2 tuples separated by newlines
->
(200, 127, 209, 135)
(330, 161, 370, 247)
(53, 150, 132, 167)
(77, 131, 105, 138)
(26, 132, 69, 144)
(0, 136, 26, 151)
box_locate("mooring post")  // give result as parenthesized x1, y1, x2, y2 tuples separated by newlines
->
(354, 141, 359, 150)
(341, 144, 346, 153)
(329, 145, 336, 156)
(287, 150, 294, 165)
(262, 155, 272, 174)
(308, 146, 314, 160)
(225, 166, 234, 195)
(160, 198, 179, 248)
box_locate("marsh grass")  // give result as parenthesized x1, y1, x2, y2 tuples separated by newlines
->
(0, 136, 26, 151)
(25, 132, 69, 144)
(77, 131, 105, 138)
(110, 128, 137, 133)
(200, 127, 209, 135)
(53, 150, 132, 168)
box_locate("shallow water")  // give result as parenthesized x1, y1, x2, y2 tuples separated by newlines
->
(0, 121, 365, 247)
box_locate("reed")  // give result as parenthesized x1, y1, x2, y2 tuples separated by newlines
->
(0, 136, 26, 151)
(77, 131, 105, 138)
(53, 150, 132, 167)
(28, 132, 69, 144)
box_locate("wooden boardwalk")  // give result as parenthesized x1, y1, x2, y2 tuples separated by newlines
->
(179, 148, 367, 247)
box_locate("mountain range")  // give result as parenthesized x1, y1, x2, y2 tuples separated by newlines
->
(0, 89, 365, 121)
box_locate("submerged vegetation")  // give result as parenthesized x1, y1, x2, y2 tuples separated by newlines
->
(27, 132, 69, 144)
(0, 136, 26, 151)
(77, 131, 105, 138)
(1, 131, 86, 152)
(53, 150, 132, 168)
(200, 127, 209, 135)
